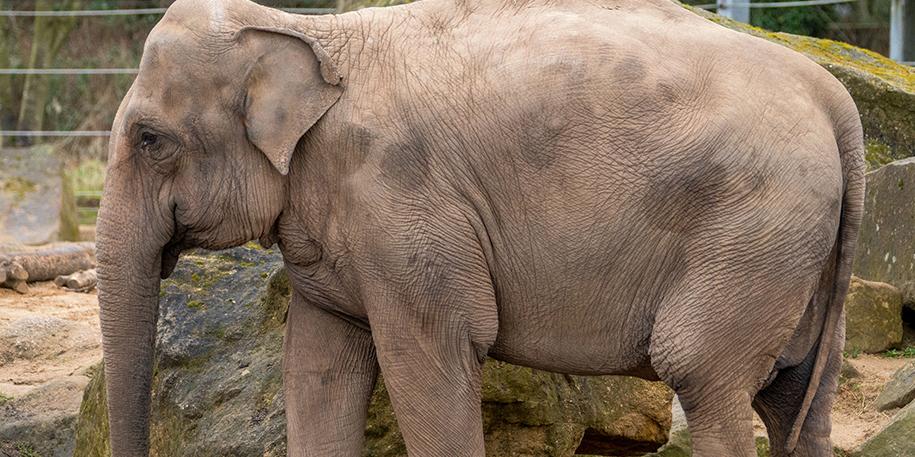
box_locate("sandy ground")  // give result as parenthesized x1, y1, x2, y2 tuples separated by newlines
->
(830, 355, 910, 451)
(0, 281, 911, 454)
(0, 281, 100, 400)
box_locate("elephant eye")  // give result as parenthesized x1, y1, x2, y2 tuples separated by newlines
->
(140, 131, 159, 150)
(135, 127, 178, 169)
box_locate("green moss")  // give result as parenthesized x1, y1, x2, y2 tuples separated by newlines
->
(204, 326, 227, 340)
(186, 299, 206, 311)
(59, 167, 80, 241)
(216, 253, 256, 268)
(0, 391, 11, 405)
(865, 140, 895, 169)
(755, 436, 770, 456)
(15, 443, 41, 457)
(74, 363, 112, 457)
(686, 3, 914, 92)
(1, 176, 36, 198)
(260, 268, 290, 330)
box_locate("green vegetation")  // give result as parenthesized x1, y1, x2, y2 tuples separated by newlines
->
(681, 0, 892, 47)
(16, 442, 41, 457)
(71, 159, 106, 193)
(1, 176, 37, 198)
(883, 347, 915, 358)
(260, 268, 291, 330)
(0, 391, 12, 405)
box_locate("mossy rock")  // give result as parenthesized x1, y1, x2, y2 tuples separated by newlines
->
(854, 159, 915, 291)
(844, 277, 903, 354)
(0, 145, 79, 244)
(853, 399, 915, 456)
(74, 246, 673, 456)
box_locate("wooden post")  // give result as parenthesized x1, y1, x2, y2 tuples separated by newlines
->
(717, 0, 750, 23)
(891, 0, 915, 63)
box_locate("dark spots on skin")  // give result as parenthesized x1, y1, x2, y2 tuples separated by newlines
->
(614, 55, 646, 85)
(380, 129, 431, 191)
(658, 82, 679, 104)
(642, 161, 765, 234)
(519, 104, 565, 169)
(274, 108, 287, 125)
(342, 123, 377, 152)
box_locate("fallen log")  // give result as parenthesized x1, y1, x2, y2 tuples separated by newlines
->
(0, 242, 96, 294)
(55, 269, 97, 292)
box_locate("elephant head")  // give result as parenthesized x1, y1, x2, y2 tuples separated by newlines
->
(96, 0, 341, 453)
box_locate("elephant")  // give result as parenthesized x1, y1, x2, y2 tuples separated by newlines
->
(95, 0, 866, 456)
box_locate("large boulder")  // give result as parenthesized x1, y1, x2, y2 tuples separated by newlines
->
(0, 146, 78, 245)
(74, 246, 673, 456)
(0, 377, 89, 457)
(852, 399, 915, 457)
(875, 362, 915, 412)
(854, 159, 915, 300)
(844, 277, 903, 354)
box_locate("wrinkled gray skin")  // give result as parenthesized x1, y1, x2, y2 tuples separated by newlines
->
(96, 0, 865, 456)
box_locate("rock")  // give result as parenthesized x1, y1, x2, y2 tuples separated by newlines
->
(875, 362, 915, 412)
(0, 315, 72, 364)
(854, 160, 915, 293)
(74, 246, 673, 456)
(479, 362, 672, 457)
(844, 277, 903, 354)
(853, 399, 915, 456)
(0, 376, 91, 457)
(841, 359, 864, 384)
(683, 4, 915, 169)
(0, 146, 79, 245)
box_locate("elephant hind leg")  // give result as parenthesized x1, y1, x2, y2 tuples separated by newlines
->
(752, 333, 841, 457)
(648, 269, 820, 457)
(676, 384, 757, 457)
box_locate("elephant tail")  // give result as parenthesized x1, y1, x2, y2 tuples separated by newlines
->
(786, 108, 866, 454)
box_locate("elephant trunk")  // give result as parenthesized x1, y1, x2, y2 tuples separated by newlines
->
(96, 178, 173, 456)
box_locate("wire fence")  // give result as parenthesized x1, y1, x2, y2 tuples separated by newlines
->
(0, 0, 898, 138)
(0, 7, 335, 17)
(0, 68, 138, 75)
(0, 3, 335, 139)
(0, 131, 112, 137)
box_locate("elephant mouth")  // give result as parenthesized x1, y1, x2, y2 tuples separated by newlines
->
(160, 220, 188, 279)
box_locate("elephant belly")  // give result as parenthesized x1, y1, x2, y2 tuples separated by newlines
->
(484, 233, 685, 378)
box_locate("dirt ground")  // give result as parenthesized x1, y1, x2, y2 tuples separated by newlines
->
(0, 281, 912, 454)
(0, 281, 100, 427)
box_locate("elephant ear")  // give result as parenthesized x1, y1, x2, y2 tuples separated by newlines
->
(240, 27, 343, 175)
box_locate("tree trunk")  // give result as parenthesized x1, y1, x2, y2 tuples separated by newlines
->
(55, 268, 97, 291)
(0, 241, 96, 293)
(15, 0, 83, 138)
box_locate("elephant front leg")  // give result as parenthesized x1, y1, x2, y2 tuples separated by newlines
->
(362, 259, 499, 456)
(371, 314, 490, 457)
(283, 293, 379, 457)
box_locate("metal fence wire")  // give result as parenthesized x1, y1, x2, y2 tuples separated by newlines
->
(0, 0, 896, 138)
